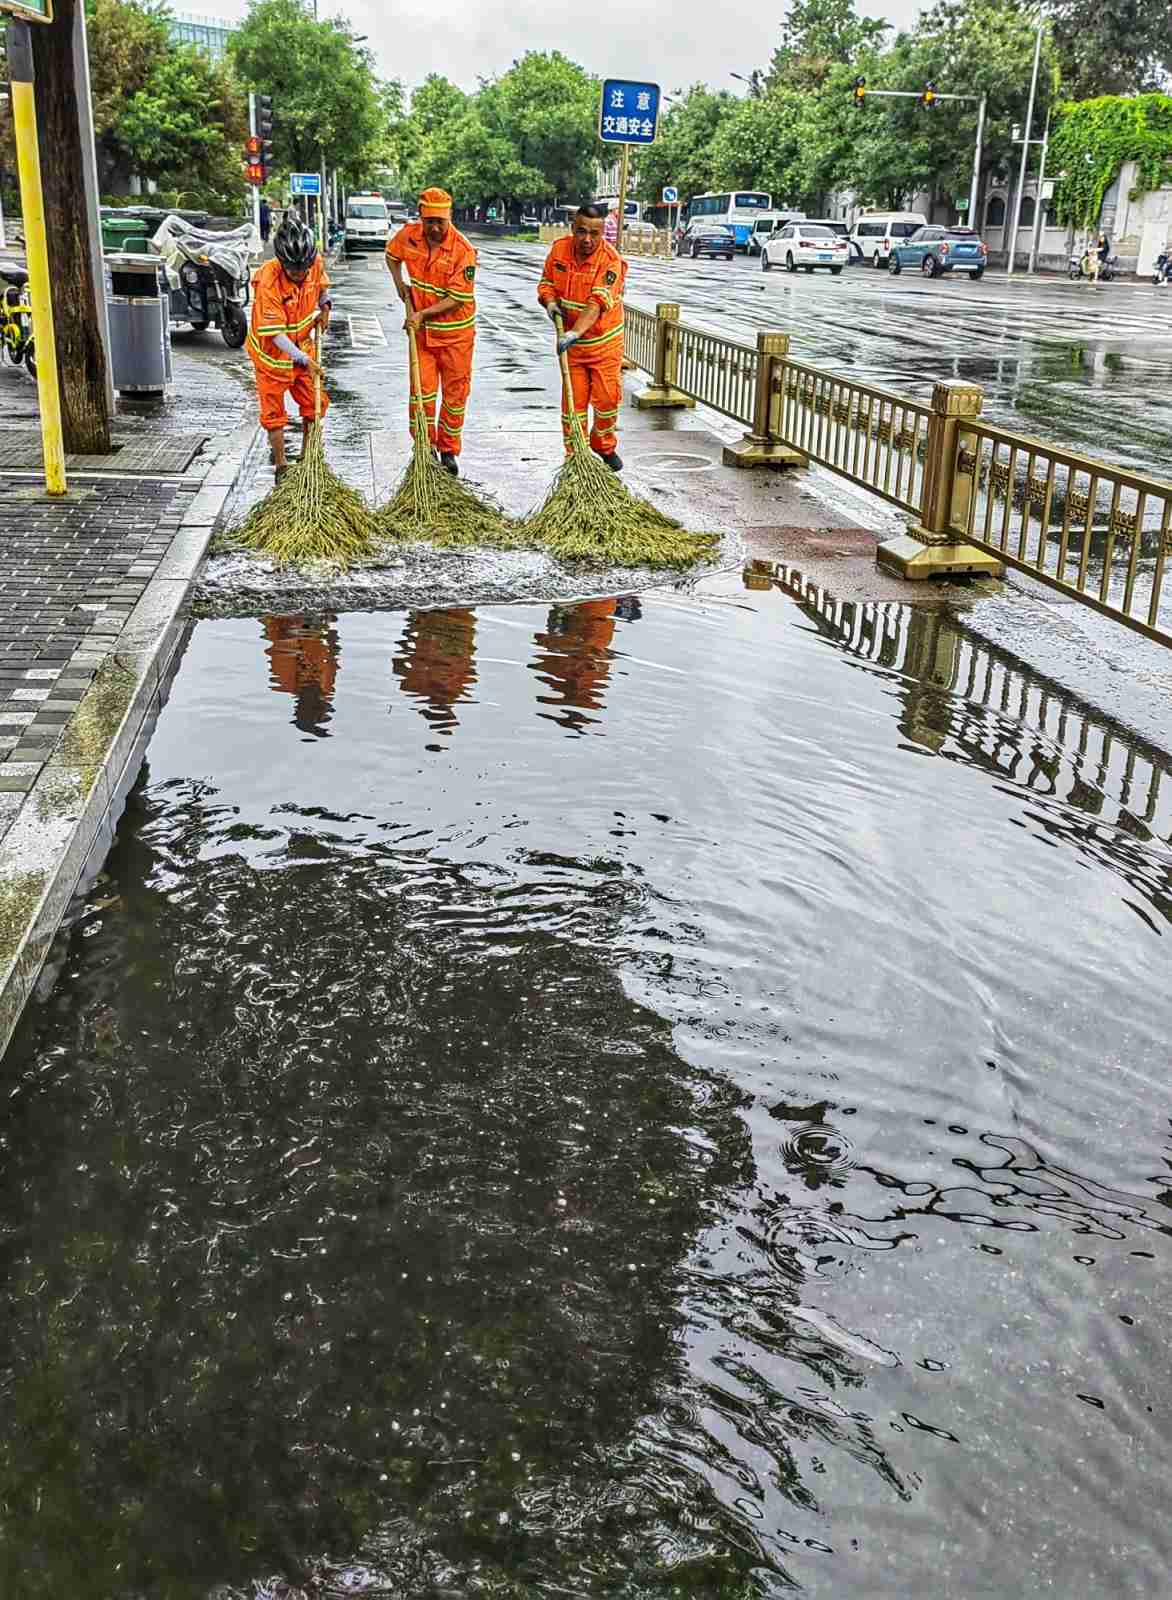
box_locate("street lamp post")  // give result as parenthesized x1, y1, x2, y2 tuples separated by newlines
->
(1007, 20, 1044, 277)
(1027, 105, 1052, 274)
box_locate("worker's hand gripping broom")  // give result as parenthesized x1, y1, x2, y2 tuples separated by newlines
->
(519, 310, 720, 570)
(235, 324, 380, 567)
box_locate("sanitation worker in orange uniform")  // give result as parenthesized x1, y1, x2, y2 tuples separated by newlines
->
(248, 217, 332, 481)
(537, 201, 627, 470)
(385, 187, 477, 477)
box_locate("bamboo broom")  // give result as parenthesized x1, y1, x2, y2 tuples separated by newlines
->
(235, 328, 381, 568)
(376, 320, 518, 549)
(520, 311, 720, 570)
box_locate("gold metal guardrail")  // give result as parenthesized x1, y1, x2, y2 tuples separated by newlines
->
(537, 222, 674, 257)
(627, 300, 1172, 648)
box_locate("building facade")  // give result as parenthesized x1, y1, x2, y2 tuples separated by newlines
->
(168, 12, 236, 62)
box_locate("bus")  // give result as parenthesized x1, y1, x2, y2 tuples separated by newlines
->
(686, 191, 772, 250)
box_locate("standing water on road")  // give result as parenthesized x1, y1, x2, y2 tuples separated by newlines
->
(2, 572, 1170, 1598)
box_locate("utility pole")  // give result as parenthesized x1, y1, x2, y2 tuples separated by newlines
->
(1027, 105, 1051, 274)
(1007, 20, 1044, 277)
(968, 96, 986, 227)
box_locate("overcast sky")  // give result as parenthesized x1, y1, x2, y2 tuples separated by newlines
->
(208, 0, 926, 97)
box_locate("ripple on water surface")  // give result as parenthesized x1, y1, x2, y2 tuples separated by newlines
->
(2, 570, 1171, 1598)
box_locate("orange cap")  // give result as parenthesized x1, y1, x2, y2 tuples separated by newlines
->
(419, 187, 453, 218)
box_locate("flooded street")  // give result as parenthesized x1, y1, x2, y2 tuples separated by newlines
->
(3, 572, 1170, 1597)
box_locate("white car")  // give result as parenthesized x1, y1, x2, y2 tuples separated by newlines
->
(762, 222, 850, 275)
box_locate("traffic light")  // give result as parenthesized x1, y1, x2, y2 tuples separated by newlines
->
(921, 81, 937, 110)
(852, 75, 866, 108)
(256, 94, 274, 172)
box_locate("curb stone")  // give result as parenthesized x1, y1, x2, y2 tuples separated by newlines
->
(0, 420, 264, 1059)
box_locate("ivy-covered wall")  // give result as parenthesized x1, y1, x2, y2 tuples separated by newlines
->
(1050, 93, 1172, 228)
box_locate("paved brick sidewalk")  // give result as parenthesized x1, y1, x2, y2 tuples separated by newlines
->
(0, 475, 198, 831)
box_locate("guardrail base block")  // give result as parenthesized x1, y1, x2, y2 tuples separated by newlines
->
(876, 532, 1004, 580)
(723, 437, 807, 470)
(632, 385, 696, 411)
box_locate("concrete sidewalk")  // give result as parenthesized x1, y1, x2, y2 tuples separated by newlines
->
(0, 420, 261, 1054)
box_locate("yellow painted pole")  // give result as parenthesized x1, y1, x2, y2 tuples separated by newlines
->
(615, 142, 631, 255)
(7, 19, 67, 496)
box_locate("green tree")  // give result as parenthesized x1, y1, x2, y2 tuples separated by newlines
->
(114, 45, 248, 201)
(1045, 0, 1172, 97)
(633, 85, 738, 206)
(769, 0, 889, 89)
(229, 0, 389, 186)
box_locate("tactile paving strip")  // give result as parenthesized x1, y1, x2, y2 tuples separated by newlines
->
(0, 433, 208, 475)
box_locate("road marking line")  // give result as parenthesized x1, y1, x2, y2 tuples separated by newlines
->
(348, 314, 388, 350)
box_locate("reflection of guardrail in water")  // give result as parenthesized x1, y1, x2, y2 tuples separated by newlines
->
(750, 559, 1172, 842)
(628, 300, 1172, 648)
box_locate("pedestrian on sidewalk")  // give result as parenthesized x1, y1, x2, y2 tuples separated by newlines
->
(537, 201, 628, 472)
(247, 217, 333, 482)
(259, 198, 272, 245)
(385, 187, 478, 478)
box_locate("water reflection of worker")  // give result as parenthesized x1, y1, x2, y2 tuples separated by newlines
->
(262, 615, 339, 738)
(532, 598, 622, 733)
(393, 607, 478, 737)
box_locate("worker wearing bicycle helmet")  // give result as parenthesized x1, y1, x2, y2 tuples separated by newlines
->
(249, 216, 333, 479)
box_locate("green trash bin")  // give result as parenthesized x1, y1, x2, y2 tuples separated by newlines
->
(100, 213, 152, 255)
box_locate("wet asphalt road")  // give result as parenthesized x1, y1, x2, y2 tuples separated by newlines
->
(1, 241, 1167, 486)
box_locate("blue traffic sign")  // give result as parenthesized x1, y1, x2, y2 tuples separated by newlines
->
(662, 185, 679, 204)
(290, 172, 322, 197)
(599, 79, 661, 145)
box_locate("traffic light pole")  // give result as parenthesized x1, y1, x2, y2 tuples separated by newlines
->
(248, 92, 261, 239)
(857, 87, 986, 227)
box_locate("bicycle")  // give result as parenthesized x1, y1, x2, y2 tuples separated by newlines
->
(0, 263, 36, 380)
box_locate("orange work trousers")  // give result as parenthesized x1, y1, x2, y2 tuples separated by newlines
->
(252, 362, 330, 433)
(562, 356, 622, 457)
(413, 339, 473, 457)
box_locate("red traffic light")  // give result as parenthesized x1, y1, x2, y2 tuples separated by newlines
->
(246, 162, 266, 186)
(245, 135, 263, 157)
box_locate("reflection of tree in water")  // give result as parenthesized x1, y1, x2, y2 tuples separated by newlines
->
(533, 599, 623, 734)
(263, 615, 341, 739)
(392, 608, 478, 741)
(0, 774, 809, 1598)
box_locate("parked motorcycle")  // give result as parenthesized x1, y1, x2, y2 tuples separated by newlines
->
(1153, 251, 1172, 286)
(1069, 249, 1120, 282)
(151, 215, 257, 347)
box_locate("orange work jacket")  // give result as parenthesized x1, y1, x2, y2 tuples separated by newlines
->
(537, 236, 626, 360)
(248, 256, 330, 376)
(386, 223, 477, 349)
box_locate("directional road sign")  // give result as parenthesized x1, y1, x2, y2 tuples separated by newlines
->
(662, 185, 679, 204)
(599, 80, 661, 145)
(0, 0, 53, 19)
(289, 172, 322, 197)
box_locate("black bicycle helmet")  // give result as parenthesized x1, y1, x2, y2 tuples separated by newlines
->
(274, 216, 317, 273)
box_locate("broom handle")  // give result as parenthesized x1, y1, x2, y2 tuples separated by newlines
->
(552, 310, 582, 444)
(314, 325, 322, 426)
(407, 319, 428, 433)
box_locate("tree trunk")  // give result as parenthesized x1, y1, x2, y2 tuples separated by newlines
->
(30, 0, 111, 454)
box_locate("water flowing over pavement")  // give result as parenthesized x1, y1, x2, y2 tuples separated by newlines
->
(3, 571, 1171, 1598)
(2, 243, 1172, 1598)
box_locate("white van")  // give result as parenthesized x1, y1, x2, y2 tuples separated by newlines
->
(850, 211, 928, 267)
(344, 193, 390, 256)
(747, 212, 805, 255)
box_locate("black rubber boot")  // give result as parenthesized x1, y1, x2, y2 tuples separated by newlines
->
(440, 453, 459, 477)
(601, 451, 623, 473)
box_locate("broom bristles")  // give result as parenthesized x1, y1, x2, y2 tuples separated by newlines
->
(235, 423, 381, 568)
(522, 410, 721, 570)
(377, 406, 521, 549)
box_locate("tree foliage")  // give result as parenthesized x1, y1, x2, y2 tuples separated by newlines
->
(84, 0, 246, 203)
(1050, 93, 1172, 226)
(1046, 0, 1172, 98)
(397, 53, 601, 208)
(228, 0, 390, 186)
